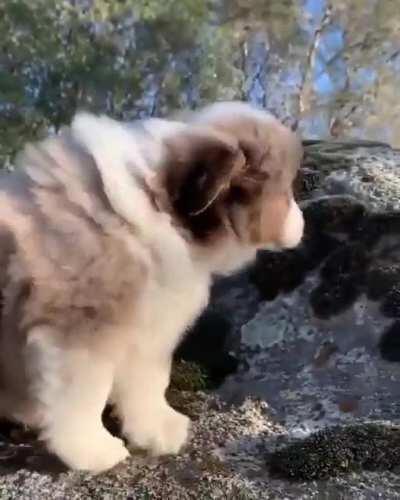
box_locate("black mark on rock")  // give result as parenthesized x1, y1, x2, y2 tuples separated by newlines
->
(379, 322, 400, 361)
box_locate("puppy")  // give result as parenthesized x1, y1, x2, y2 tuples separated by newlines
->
(0, 101, 304, 472)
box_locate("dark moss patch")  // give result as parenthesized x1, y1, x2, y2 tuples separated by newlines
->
(380, 286, 400, 318)
(166, 388, 205, 419)
(250, 231, 344, 304)
(367, 263, 400, 300)
(166, 360, 210, 418)
(359, 213, 400, 246)
(376, 213, 400, 234)
(309, 224, 373, 321)
(293, 168, 322, 201)
(302, 232, 342, 271)
(175, 310, 237, 388)
(310, 276, 362, 319)
(199, 455, 231, 476)
(303, 197, 367, 236)
(311, 242, 369, 319)
(268, 423, 400, 481)
(170, 360, 208, 392)
(250, 249, 308, 301)
(320, 243, 370, 284)
(379, 321, 400, 361)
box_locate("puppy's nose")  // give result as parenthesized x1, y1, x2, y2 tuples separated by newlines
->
(279, 199, 304, 249)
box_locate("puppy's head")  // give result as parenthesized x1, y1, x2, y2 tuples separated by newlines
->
(159, 101, 304, 257)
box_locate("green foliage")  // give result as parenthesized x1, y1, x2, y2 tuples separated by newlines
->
(134, 0, 207, 26)
(0, 0, 243, 166)
(170, 360, 208, 392)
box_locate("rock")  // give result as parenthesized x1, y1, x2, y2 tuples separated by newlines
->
(212, 140, 400, 496)
(367, 263, 400, 301)
(178, 132, 400, 498)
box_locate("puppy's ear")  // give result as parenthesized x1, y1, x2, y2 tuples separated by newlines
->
(163, 128, 245, 217)
(224, 137, 270, 203)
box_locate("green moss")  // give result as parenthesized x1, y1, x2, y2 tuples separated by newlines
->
(166, 389, 204, 420)
(199, 455, 230, 476)
(0, 0, 243, 167)
(166, 361, 208, 418)
(268, 423, 400, 481)
(170, 360, 209, 392)
(225, 487, 258, 500)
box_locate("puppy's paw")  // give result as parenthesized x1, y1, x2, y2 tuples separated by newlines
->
(125, 405, 190, 456)
(46, 427, 129, 473)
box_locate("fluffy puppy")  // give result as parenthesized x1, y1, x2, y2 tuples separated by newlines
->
(0, 101, 304, 472)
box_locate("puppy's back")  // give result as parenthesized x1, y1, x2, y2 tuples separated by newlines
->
(0, 131, 149, 424)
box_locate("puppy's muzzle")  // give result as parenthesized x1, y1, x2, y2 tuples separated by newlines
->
(279, 199, 304, 249)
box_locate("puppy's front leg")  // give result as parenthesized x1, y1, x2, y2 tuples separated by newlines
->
(113, 350, 189, 456)
(27, 327, 129, 473)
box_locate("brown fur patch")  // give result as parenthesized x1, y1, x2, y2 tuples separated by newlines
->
(162, 128, 246, 240)
(160, 111, 303, 248)
(0, 136, 149, 422)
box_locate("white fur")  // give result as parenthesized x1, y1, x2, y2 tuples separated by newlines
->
(126, 118, 188, 169)
(192, 100, 276, 126)
(27, 195, 208, 470)
(113, 351, 190, 455)
(110, 205, 210, 455)
(27, 327, 129, 473)
(72, 113, 159, 233)
(27, 115, 212, 471)
(280, 199, 304, 249)
(140, 117, 187, 140)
